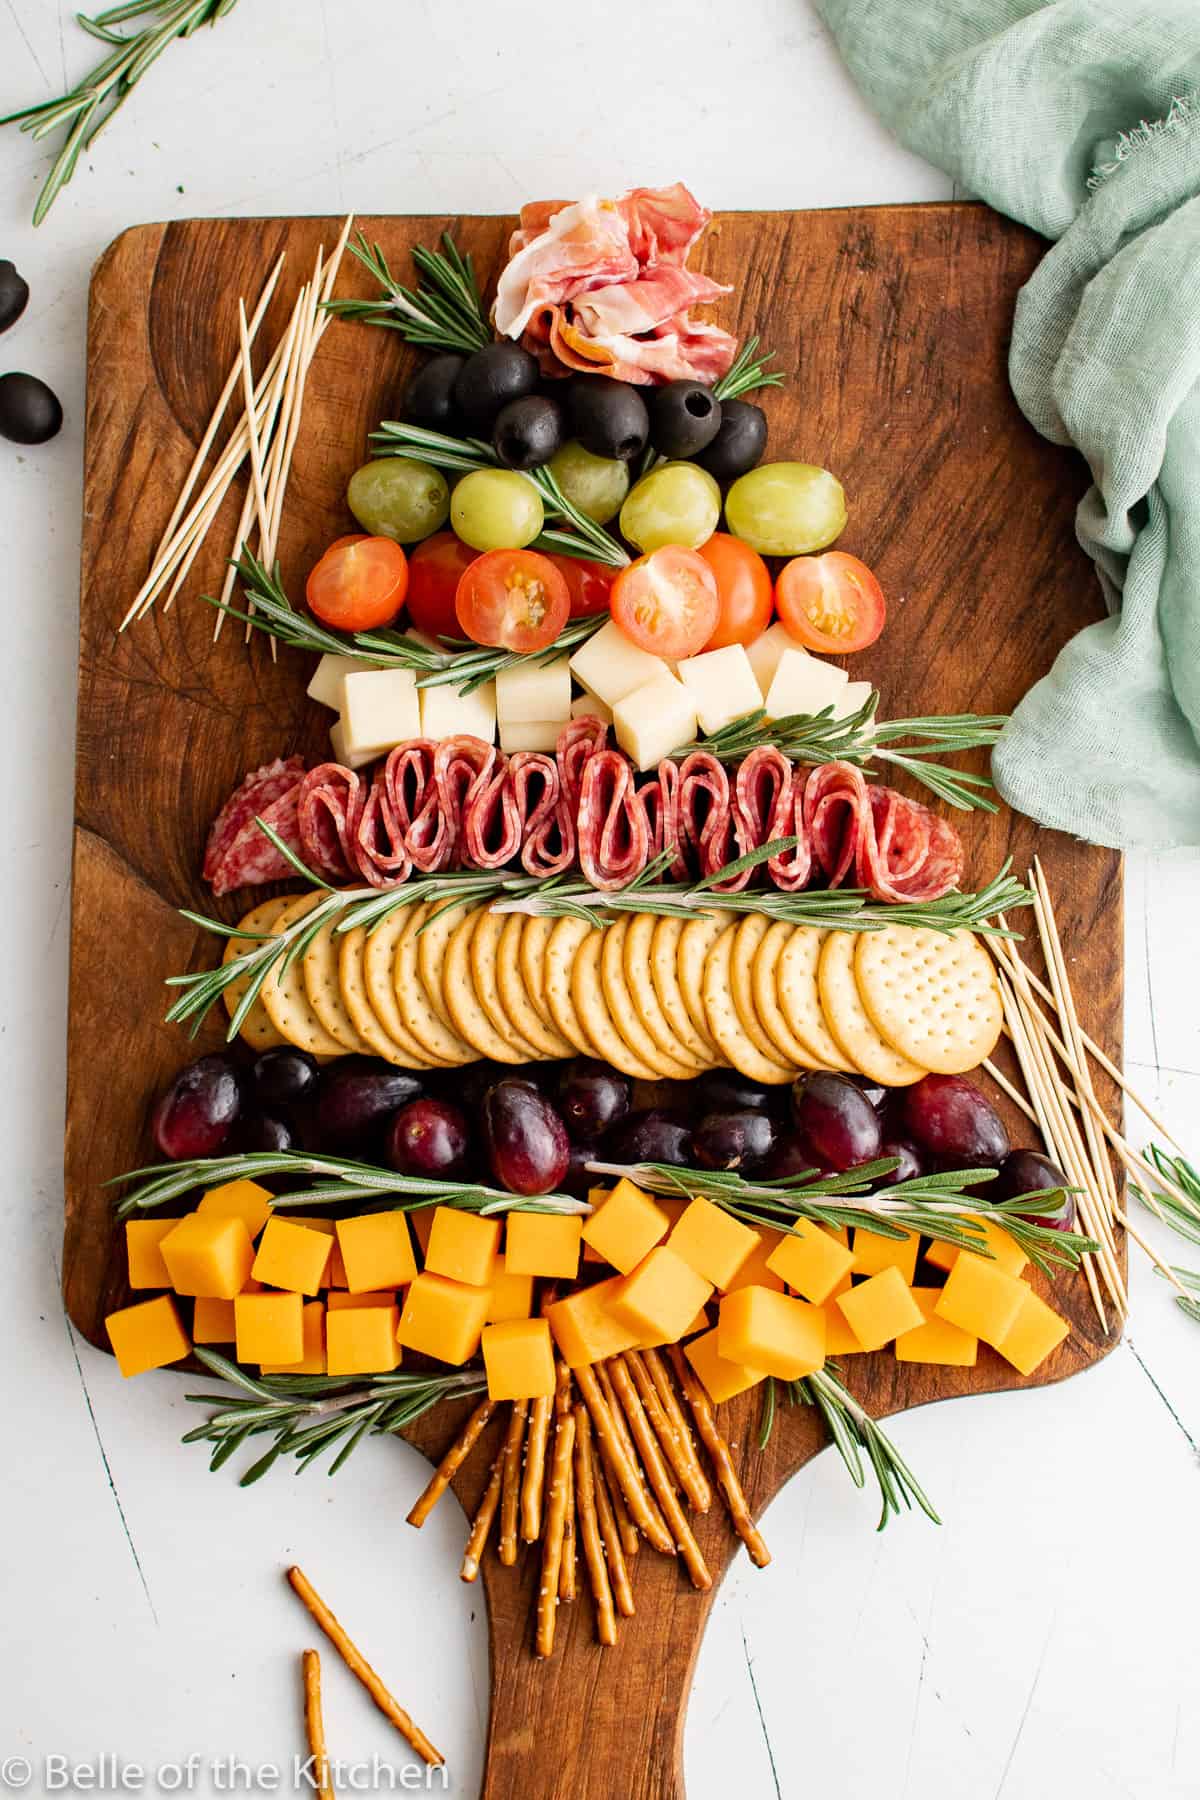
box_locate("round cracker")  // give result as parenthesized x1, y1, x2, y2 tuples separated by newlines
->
(620, 915, 712, 1074)
(702, 925, 795, 1084)
(730, 914, 806, 1069)
(777, 926, 859, 1073)
(497, 914, 575, 1060)
(222, 895, 291, 1050)
(470, 910, 545, 1062)
(518, 915, 558, 1030)
(751, 920, 831, 1071)
(572, 930, 664, 1080)
(416, 901, 474, 1032)
(544, 918, 601, 1056)
(648, 915, 720, 1063)
(360, 915, 446, 1066)
(302, 917, 375, 1054)
(395, 905, 479, 1065)
(818, 931, 926, 1085)
(855, 926, 1003, 1074)
(443, 909, 530, 1063)
(259, 893, 348, 1057)
(677, 913, 729, 1047)
(338, 923, 436, 1068)
(599, 919, 702, 1079)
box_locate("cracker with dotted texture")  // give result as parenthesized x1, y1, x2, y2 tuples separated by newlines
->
(854, 926, 1002, 1074)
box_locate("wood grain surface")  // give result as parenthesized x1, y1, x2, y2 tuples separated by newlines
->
(66, 204, 1123, 1799)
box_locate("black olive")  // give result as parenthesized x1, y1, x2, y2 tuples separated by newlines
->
(647, 380, 722, 459)
(0, 262, 29, 335)
(695, 398, 767, 481)
(493, 393, 564, 470)
(400, 353, 465, 431)
(453, 342, 540, 431)
(566, 376, 649, 462)
(0, 371, 62, 445)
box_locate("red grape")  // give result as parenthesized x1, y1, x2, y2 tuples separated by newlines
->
(875, 1138, 925, 1186)
(152, 1055, 241, 1160)
(790, 1073, 882, 1172)
(557, 1060, 631, 1143)
(693, 1110, 778, 1173)
(994, 1149, 1075, 1230)
(483, 1079, 570, 1194)
(315, 1059, 424, 1146)
(238, 1113, 295, 1153)
(252, 1048, 319, 1108)
(901, 1075, 1009, 1169)
(602, 1109, 692, 1167)
(695, 1071, 779, 1116)
(386, 1099, 470, 1179)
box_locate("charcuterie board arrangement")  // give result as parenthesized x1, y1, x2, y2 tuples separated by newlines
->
(68, 193, 1135, 1795)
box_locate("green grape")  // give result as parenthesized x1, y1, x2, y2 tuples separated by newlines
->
(724, 462, 846, 557)
(618, 460, 721, 553)
(347, 457, 450, 543)
(450, 469, 545, 551)
(547, 440, 630, 524)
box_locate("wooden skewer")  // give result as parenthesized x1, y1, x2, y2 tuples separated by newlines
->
(259, 254, 320, 570)
(407, 1398, 494, 1527)
(623, 1350, 712, 1513)
(593, 1455, 635, 1618)
(519, 1393, 553, 1542)
(596, 1358, 668, 1547)
(536, 1405, 576, 1657)
(573, 1405, 617, 1646)
(238, 299, 272, 559)
(301, 1651, 334, 1800)
(559, 1455, 577, 1602)
(286, 1567, 443, 1766)
(499, 1399, 528, 1567)
(574, 1364, 673, 1555)
(461, 1452, 504, 1583)
(983, 1057, 1039, 1127)
(669, 1347, 770, 1569)
(606, 1357, 711, 1590)
(1111, 1203, 1189, 1295)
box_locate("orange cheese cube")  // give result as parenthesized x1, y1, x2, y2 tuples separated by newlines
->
(262, 1301, 327, 1374)
(234, 1289, 304, 1365)
(125, 1218, 180, 1289)
(722, 1227, 786, 1295)
(425, 1207, 502, 1287)
(581, 1178, 669, 1274)
(505, 1212, 583, 1279)
(336, 1211, 419, 1293)
(925, 1219, 1028, 1277)
(767, 1222, 856, 1304)
(326, 1289, 396, 1310)
(197, 1177, 273, 1239)
(823, 1299, 867, 1355)
(994, 1285, 1070, 1376)
(669, 1196, 761, 1290)
(836, 1266, 924, 1352)
(935, 1252, 1027, 1347)
(411, 1206, 436, 1260)
(718, 1286, 826, 1380)
(894, 1287, 978, 1366)
(106, 1295, 190, 1377)
(327, 1304, 401, 1375)
(192, 1280, 263, 1344)
(485, 1264, 535, 1323)
(482, 1318, 556, 1401)
(252, 1217, 332, 1296)
(161, 1213, 256, 1299)
(546, 1274, 641, 1368)
(397, 1273, 490, 1365)
(275, 1214, 342, 1283)
(583, 1187, 611, 1262)
(684, 1325, 766, 1404)
(609, 1247, 713, 1345)
(851, 1226, 919, 1284)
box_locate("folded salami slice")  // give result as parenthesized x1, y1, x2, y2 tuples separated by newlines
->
(463, 754, 524, 869)
(676, 750, 739, 882)
(429, 735, 496, 871)
(353, 769, 412, 888)
(203, 755, 305, 892)
(297, 763, 367, 882)
(578, 749, 651, 889)
(557, 715, 608, 813)
(645, 759, 689, 878)
(803, 762, 869, 889)
(803, 761, 963, 902)
(511, 752, 575, 877)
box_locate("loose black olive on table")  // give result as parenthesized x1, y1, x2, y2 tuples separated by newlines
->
(453, 341, 540, 431)
(400, 352, 465, 431)
(0, 371, 63, 445)
(493, 393, 565, 470)
(696, 397, 767, 481)
(0, 261, 30, 334)
(647, 379, 722, 458)
(567, 375, 649, 461)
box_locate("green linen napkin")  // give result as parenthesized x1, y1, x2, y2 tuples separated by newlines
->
(815, 0, 1200, 848)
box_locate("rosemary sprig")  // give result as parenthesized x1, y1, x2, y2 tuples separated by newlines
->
(1131, 1145, 1200, 1324)
(802, 1368, 941, 1530)
(320, 231, 492, 354)
(182, 1351, 487, 1484)
(2, 0, 240, 227)
(713, 335, 785, 402)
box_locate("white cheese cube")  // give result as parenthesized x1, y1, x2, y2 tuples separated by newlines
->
(676, 644, 764, 737)
(569, 618, 671, 708)
(831, 679, 876, 722)
(744, 621, 807, 699)
(571, 691, 613, 726)
(330, 717, 375, 771)
(419, 678, 497, 745)
(495, 655, 572, 724)
(340, 668, 422, 763)
(764, 648, 849, 720)
(613, 676, 698, 772)
(308, 653, 371, 712)
(499, 718, 566, 754)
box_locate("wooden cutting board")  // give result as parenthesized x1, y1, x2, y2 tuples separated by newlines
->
(66, 203, 1123, 1799)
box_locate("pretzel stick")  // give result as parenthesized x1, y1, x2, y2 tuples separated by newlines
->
(461, 1452, 504, 1582)
(596, 1359, 668, 1548)
(559, 1456, 577, 1601)
(520, 1393, 553, 1541)
(593, 1454, 635, 1618)
(641, 1347, 711, 1502)
(536, 1406, 576, 1657)
(669, 1347, 770, 1569)
(407, 1399, 494, 1527)
(575, 1365, 673, 1554)
(301, 1651, 334, 1800)
(606, 1357, 711, 1589)
(499, 1400, 528, 1566)
(624, 1351, 712, 1513)
(286, 1567, 443, 1765)
(573, 1405, 617, 1646)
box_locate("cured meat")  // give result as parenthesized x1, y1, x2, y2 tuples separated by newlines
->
(203, 755, 305, 895)
(646, 759, 688, 878)
(434, 736, 496, 871)
(577, 750, 651, 890)
(511, 753, 575, 877)
(462, 753, 523, 870)
(618, 182, 713, 266)
(557, 715, 609, 812)
(353, 770, 411, 889)
(297, 764, 366, 882)
(734, 746, 813, 894)
(494, 198, 638, 339)
(803, 763, 963, 902)
(675, 751, 740, 882)
(765, 774, 814, 893)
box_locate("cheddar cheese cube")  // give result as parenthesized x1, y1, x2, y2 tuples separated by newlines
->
(581, 1179, 669, 1275)
(262, 1301, 327, 1374)
(609, 1247, 713, 1345)
(419, 678, 496, 745)
(412, 1206, 436, 1259)
(851, 1226, 919, 1284)
(106, 1295, 190, 1377)
(836, 1266, 924, 1352)
(767, 1221, 856, 1304)
(340, 667, 422, 763)
(336, 1211, 419, 1293)
(327, 1304, 401, 1376)
(684, 1326, 766, 1405)
(669, 1197, 760, 1290)
(252, 1217, 333, 1296)
(482, 1318, 556, 1402)
(326, 1289, 396, 1310)
(484, 1264, 535, 1324)
(192, 1279, 263, 1345)
(234, 1290, 304, 1366)
(424, 1207, 501, 1288)
(546, 1275, 641, 1368)
(722, 1227, 786, 1295)
(161, 1213, 256, 1299)
(277, 1215, 345, 1284)
(935, 1253, 1027, 1348)
(125, 1218, 180, 1289)
(993, 1285, 1070, 1376)
(505, 1212, 583, 1280)
(894, 1288, 978, 1367)
(924, 1219, 1028, 1278)
(197, 1177, 273, 1240)
(717, 1286, 826, 1380)
(823, 1281, 867, 1355)
(397, 1274, 490, 1366)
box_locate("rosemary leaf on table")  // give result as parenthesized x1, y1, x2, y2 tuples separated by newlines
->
(713, 335, 786, 402)
(321, 230, 492, 354)
(1131, 1144, 1200, 1323)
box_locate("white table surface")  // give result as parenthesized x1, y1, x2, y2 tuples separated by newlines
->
(2, 3, 1198, 1796)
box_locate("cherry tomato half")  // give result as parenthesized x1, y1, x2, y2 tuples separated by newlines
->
(455, 549, 571, 652)
(306, 535, 408, 632)
(774, 551, 886, 655)
(405, 532, 479, 638)
(548, 554, 617, 619)
(696, 532, 774, 650)
(609, 545, 720, 661)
